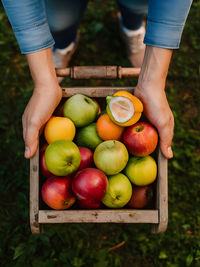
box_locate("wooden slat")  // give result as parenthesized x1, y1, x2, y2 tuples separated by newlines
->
(62, 87, 135, 97)
(151, 149, 168, 233)
(39, 209, 158, 224)
(30, 142, 41, 234)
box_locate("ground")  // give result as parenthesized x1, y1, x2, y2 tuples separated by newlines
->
(0, 1, 200, 266)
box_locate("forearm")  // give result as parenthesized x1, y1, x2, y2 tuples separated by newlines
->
(26, 47, 58, 89)
(137, 46, 172, 92)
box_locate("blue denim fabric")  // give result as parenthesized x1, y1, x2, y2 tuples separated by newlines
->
(2, 0, 55, 54)
(2, 0, 193, 54)
(45, 0, 88, 49)
(117, 1, 145, 31)
(118, 0, 148, 14)
(144, 0, 193, 48)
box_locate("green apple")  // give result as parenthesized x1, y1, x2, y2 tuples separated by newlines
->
(76, 123, 103, 150)
(102, 173, 132, 208)
(94, 140, 129, 175)
(63, 94, 98, 127)
(45, 140, 81, 176)
(124, 156, 157, 186)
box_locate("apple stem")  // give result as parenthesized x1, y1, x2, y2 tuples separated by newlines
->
(135, 125, 144, 132)
(63, 200, 69, 205)
(84, 98, 90, 104)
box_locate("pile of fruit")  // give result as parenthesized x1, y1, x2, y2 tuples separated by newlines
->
(40, 91, 158, 210)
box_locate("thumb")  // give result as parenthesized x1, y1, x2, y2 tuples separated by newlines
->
(24, 122, 39, 159)
(158, 125, 174, 159)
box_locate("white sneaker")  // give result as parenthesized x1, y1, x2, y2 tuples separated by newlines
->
(119, 15, 146, 67)
(53, 35, 79, 83)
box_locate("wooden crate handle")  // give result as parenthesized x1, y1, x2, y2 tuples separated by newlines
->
(56, 66, 140, 79)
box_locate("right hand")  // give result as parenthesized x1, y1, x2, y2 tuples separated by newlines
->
(22, 84, 62, 159)
(134, 85, 174, 159)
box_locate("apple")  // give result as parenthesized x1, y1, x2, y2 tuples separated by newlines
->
(40, 145, 54, 178)
(124, 156, 157, 186)
(72, 168, 108, 208)
(41, 176, 76, 210)
(76, 123, 103, 150)
(102, 173, 132, 208)
(63, 94, 98, 127)
(78, 199, 102, 209)
(94, 140, 129, 175)
(45, 140, 81, 176)
(77, 147, 94, 171)
(123, 122, 158, 156)
(128, 185, 154, 208)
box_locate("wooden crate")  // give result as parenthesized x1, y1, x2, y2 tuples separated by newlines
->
(30, 67, 168, 234)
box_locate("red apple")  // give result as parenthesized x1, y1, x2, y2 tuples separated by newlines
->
(128, 185, 154, 208)
(72, 168, 108, 208)
(123, 122, 158, 156)
(41, 176, 76, 210)
(78, 199, 102, 209)
(40, 144, 54, 178)
(77, 147, 94, 171)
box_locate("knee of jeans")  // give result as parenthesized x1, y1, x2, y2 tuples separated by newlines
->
(47, 10, 80, 32)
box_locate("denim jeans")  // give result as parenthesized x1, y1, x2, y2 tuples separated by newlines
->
(45, 0, 147, 49)
(2, 0, 193, 54)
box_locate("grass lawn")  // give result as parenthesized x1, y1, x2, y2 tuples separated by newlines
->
(0, 0, 200, 266)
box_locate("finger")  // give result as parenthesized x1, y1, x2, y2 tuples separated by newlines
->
(158, 122, 174, 159)
(24, 120, 39, 159)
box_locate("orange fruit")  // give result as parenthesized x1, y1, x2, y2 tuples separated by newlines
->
(106, 91, 143, 127)
(113, 91, 143, 112)
(106, 96, 135, 123)
(96, 113, 124, 141)
(44, 116, 76, 144)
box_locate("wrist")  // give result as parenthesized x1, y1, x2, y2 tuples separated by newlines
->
(26, 47, 59, 89)
(137, 45, 172, 93)
(33, 83, 62, 99)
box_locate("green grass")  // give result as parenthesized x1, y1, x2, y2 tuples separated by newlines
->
(0, 1, 200, 266)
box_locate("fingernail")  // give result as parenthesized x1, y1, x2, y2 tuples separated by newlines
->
(25, 146, 30, 158)
(168, 147, 173, 158)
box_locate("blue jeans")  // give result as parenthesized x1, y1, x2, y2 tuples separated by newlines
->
(2, 0, 193, 54)
(45, 0, 147, 49)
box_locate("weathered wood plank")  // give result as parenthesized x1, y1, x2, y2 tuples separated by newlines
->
(30, 141, 41, 234)
(56, 66, 140, 79)
(151, 149, 168, 233)
(39, 210, 158, 224)
(62, 87, 135, 97)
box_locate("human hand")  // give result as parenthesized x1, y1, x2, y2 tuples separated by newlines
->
(134, 85, 174, 159)
(134, 45, 174, 158)
(22, 84, 62, 158)
(23, 47, 62, 158)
